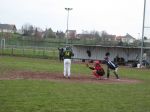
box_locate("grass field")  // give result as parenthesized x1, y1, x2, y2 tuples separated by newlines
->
(0, 47, 58, 59)
(0, 56, 150, 112)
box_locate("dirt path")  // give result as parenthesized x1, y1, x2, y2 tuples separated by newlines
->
(0, 71, 142, 84)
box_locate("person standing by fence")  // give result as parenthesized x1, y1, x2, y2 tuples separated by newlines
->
(62, 46, 74, 79)
(58, 47, 64, 61)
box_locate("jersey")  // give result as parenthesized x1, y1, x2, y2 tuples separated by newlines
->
(63, 50, 74, 59)
(107, 61, 118, 70)
(104, 55, 118, 70)
(95, 64, 105, 76)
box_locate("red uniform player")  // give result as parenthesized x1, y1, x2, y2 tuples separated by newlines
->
(87, 61, 105, 79)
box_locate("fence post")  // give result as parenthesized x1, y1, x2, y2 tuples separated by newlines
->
(1, 39, 5, 55)
(33, 47, 36, 56)
(11, 47, 13, 56)
(1, 47, 4, 55)
(53, 49, 56, 59)
(23, 47, 25, 56)
(43, 48, 45, 57)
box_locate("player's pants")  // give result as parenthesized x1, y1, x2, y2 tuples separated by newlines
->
(92, 70, 100, 78)
(92, 70, 104, 79)
(64, 59, 71, 77)
(107, 66, 119, 79)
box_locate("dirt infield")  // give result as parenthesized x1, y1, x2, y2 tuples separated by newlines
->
(0, 71, 141, 84)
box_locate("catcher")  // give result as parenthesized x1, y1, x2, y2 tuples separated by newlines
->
(86, 60, 105, 80)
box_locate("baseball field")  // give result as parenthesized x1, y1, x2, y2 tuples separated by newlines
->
(0, 56, 150, 112)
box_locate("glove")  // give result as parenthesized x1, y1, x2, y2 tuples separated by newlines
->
(86, 63, 89, 67)
(97, 69, 105, 76)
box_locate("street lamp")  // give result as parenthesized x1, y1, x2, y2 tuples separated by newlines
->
(65, 8, 73, 45)
(140, 0, 146, 67)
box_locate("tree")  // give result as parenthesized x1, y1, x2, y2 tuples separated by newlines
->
(56, 31, 65, 38)
(101, 31, 108, 41)
(21, 23, 34, 36)
(44, 28, 56, 38)
(34, 27, 43, 40)
(91, 30, 101, 39)
(144, 36, 148, 40)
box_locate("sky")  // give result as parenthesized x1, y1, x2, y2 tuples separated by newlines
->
(0, 0, 148, 38)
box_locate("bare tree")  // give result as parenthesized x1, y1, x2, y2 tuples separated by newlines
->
(44, 28, 56, 38)
(56, 31, 65, 38)
(22, 23, 34, 36)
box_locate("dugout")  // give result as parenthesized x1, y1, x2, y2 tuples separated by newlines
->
(72, 45, 150, 65)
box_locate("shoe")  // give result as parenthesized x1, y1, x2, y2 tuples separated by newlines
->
(117, 78, 120, 80)
(68, 77, 71, 79)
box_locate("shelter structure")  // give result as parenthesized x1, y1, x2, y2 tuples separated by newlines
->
(72, 45, 150, 64)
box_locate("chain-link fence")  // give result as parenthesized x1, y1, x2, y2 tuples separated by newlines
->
(0, 34, 144, 59)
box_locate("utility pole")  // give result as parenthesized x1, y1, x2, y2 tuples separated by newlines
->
(65, 8, 73, 45)
(140, 0, 146, 67)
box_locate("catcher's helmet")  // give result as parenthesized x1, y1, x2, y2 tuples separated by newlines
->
(94, 60, 100, 64)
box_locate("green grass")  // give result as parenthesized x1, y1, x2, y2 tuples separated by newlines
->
(0, 56, 150, 112)
(0, 48, 59, 59)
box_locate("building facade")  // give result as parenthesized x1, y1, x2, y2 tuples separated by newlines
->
(0, 24, 17, 33)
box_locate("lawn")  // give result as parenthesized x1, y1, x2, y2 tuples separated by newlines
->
(0, 47, 59, 59)
(0, 56, 150, 112)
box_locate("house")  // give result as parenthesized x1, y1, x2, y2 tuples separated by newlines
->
(0, 24, 17, 33)
(65, 30, 76, 39)
(102, 34, 116, 41)
(115, 33, 136, 44)
(76, 34, 95, 40)
(144, 39, 150, 47)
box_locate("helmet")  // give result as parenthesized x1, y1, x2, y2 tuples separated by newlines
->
(65, 47, 68, 50)
(66, 46, 71, 51)
(94, 60, 100, 64)
(105, 52, 110, 56)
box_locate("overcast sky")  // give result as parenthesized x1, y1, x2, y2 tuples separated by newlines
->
(0, 0, 148, 38)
